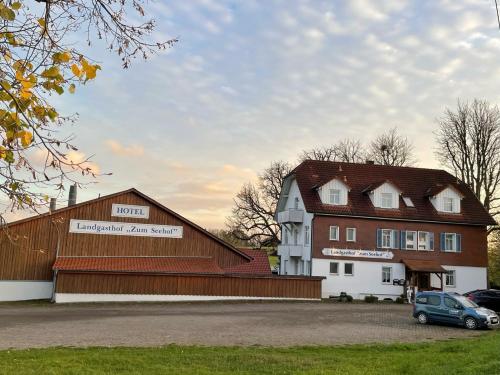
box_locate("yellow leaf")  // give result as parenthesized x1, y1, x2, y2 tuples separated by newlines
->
(71, 64, 81, 77)
(11, 2, 22, 10)
(16, 130, 33, 147)
(3, 50, 11, 62)
(19, 89, 32, 99)
(38, 18, 45, 28)
(15, 69, 24, 81)
(68, 83, 75, 94)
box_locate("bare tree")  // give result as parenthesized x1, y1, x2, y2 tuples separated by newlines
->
(300, 139, 365, 163)
(226, 161, 292, 248)
(436, 99, 500, 231)
(368, 128, 415, 166)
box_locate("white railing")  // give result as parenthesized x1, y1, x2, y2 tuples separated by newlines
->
(277, 209, 304, 224)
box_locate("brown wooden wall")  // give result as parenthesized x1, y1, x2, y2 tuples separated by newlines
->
(313, 215, 489, 267)
(55, 272, 323, 299)
(0, 191, 248, 280)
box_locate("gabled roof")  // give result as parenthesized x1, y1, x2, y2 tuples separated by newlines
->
(53, 256, 224, 274)
(289, 160, 496, 226)
(4, 188, 252, 261)
(424, 183, 465, 198)
(315, 176, 351, 190)
(224, 249, 272, 275)
(361, 180, 402, 194)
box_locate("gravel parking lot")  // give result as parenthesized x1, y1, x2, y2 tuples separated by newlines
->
(0, 301, 490, 349)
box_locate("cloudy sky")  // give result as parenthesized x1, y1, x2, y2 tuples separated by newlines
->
(7, 0, 500, 228)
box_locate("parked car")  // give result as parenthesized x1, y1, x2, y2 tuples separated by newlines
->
(413, 291, 499, 330)
(463, 289, 500, 312)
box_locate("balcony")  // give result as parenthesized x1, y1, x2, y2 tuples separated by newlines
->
(277, 209, 304, 224)
(277, 245, 310, 260)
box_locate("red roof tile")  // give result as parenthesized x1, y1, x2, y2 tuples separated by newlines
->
(53, 256, 224, 274)
(291, 160, 496, 226)
(224, 249, 272, 275)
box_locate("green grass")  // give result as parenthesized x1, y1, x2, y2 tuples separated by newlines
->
(0, 332, 499, 375)
(268, 255, 278, 269)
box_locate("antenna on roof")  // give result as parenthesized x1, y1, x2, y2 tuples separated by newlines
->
(343, 176, 348, 182)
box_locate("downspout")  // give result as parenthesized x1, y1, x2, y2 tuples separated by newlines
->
(309, 215, 315, 276)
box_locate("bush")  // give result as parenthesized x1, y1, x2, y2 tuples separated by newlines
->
(395, 297, 405, 304)
(338, 294, 353, 303)
(364, 295, 379, 303)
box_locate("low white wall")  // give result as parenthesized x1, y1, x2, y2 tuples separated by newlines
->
(0, 281, 53, 301)
(430, 265, 487, 294)
(54, 293, 320, 303)
(312, 259, 405, 300)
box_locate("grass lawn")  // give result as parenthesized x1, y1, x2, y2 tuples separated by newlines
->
(0, 331, 499, 375)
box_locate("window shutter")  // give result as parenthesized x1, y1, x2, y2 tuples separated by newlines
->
(440, 233, 445, 251)
(456, 234, 462, 252)
(376, 229, 382, 248)
(392, 230, 399, 249)
(400, 231, 406, 250)
(429, 232, 435, 250)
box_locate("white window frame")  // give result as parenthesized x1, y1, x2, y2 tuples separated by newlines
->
(304, 226, 310, 246)
(294, 197, 299, 209)
(329, 262, 339, 275)
(329, 226, 339, 241)
(381, 229, 393, 249)
(443, 233, 457, 252)
(443, 197, 454, 212)
(346, 228, 356, 242)
(329, 189, 341, 205)
(344, 263, 354, 276)
(445, 270, 456, 287)
(381, 193, 393, 208)
(382, 266, 392, 284)
(418, 231, 432, 251)
(405, 230, 417, 250)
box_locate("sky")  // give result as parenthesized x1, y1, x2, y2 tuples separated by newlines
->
(5, 0, 500, 228)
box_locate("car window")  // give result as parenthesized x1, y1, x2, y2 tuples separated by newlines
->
(455, 296, 479, 308)
(416, 296, 427, 304)
(427, 295, 441, 306)
(444, 297, 458, 308)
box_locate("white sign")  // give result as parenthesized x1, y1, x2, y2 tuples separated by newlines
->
(69, 219, 183, 238)
(322, 248, 394, 259)
(111, 204, 150, 219)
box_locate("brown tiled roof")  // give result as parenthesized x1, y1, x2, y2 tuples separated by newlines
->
(402, 259, 446, 273)
(224, 249, 272, 275)
(291, 160, 496, 226)
(53, 256, 224, 274)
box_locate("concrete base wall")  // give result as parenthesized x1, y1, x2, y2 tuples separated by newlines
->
(54, 293, 320, 303)
(0, 281, 53, 301)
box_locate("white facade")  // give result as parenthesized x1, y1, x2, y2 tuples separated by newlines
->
(312, 258, 406, 300)
(368, 182, 401, 209)
(0, 281, 53, 301)
(278, 179, 313, 276)
(430, 265, 487, 294)
(318, 178, 349, 205)
(430, 187, 463, 213)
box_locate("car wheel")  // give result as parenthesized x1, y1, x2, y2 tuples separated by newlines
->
(464, 316, 478, 330)
(417, 312, 428, 325)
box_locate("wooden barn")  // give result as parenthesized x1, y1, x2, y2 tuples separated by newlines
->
(0, 188, 322, 302)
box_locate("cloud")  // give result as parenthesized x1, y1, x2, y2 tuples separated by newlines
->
(105, 140, 145, 157)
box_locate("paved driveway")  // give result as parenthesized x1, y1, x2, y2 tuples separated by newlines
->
(0, 301, 489, 349)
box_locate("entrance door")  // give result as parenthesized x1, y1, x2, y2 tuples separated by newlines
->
(418, 273, 430, 290)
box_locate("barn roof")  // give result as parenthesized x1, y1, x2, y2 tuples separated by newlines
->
(224, 249, 272, 275)
(280, 160, 495, 226)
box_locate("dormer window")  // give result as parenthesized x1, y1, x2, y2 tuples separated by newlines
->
(329, 189, 341, 205)
(381, 193, 393, 208)
(443, 197, 454, 212)
(426, 185, 463, 214)
(294, 197, 299, 209)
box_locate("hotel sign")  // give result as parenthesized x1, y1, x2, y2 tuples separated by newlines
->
(111, 204, 150, 219)
(322, 248, 394, 259)
(69, 219, 183, 238)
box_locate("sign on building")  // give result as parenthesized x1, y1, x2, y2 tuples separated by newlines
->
(322, 248, 394, 259)
(111, 204, 150, 219)
(69, 219, 183, 238)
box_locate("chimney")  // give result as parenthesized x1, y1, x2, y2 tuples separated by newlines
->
(366, 160, 375, 165)
(68, 184, 77, 206)
(49, 198, 57, 212)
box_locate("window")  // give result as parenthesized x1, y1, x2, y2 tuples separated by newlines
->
(294, 197, 299, 209)
(346, 228, 356, 242)
(304, 226, 310, 245)
(403, 196, 414, 207)
(444, 297, 458, 308)
(381, 229, 393, 248)
(381, 193, 393, 208)
(329, 226, 339, 241)
(329, 189, 341, 205)
(329, 262, 339, 274)
(441, 233, 461, 252)
(418, 231, 433, 251)
(427, 295, 441, 306)
(283, 229, 288, 245)
(445, 270, 456, 287)
(382, 266, 392, 284)
(443, 197, 454, 212)
(405, 231, 417, 250)
(377, 229, 399, 249)
(344, 263, 354, 276)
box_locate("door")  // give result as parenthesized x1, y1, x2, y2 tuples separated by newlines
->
(426, 294, 445, 322)
(418, 273, 430, 290)
(443, 296, 463, 324)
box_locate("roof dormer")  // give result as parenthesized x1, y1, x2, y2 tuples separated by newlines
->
(363, 180, 402, 209)
(317, 177, 350, 206)
(426, 184, 464, 214)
